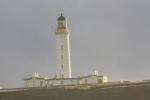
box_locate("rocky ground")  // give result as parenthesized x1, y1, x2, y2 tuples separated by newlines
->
(0, 81, 150, 100)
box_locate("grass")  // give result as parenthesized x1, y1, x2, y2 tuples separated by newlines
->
(0, 82, 150, 100)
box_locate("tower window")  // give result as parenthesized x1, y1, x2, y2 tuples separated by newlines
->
(61, 55, 63, 59)
(61, 65, 63, 70)
(60, 22, 63, 25)
(61, 45, 63, 50)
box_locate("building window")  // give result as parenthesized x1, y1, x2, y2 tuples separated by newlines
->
(61, 75, 64, 79)
(40, 81, 43, 86)
(60, 22, 63, 25)
(98, 79, 102, 83)
(61, 45, 63, 50)
(85, 80, 87, 84)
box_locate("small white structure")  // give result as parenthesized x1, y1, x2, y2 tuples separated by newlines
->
(24, 73, 47, 88)
(24, 73, 108, 88)
(0, 87, 2, 89)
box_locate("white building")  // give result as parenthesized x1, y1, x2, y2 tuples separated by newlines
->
(24, 14, 108, 88)
(24, 72, 107, 88)
(24, 73, 47, 88)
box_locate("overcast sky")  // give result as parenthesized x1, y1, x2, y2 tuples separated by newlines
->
(0, 0, 150, 88)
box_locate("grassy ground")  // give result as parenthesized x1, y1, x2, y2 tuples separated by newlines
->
(0, 83, 150, 100)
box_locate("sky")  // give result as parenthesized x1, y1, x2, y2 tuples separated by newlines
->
(0, 0, 150, 88)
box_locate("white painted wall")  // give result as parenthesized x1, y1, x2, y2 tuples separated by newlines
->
(24, 75, 108, 88)
(55, 16, 71, 78)
(102, 76, 108, 83)
(24, 77, 47, 88)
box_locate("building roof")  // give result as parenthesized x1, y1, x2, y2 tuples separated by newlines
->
(57, 13, 66, 21)
(77, 75, 104, 79)
(48, 77, 80, 80)
(47, 75, 104, 80)
(24, 77, 45, 80)
(24, 75, 105, 81)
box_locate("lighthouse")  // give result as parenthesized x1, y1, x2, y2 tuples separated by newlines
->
(55, 13, 72, 78)
(24, 14, 108, 88)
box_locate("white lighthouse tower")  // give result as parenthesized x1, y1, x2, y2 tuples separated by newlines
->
(24, 14, 108, 88)
(55, 13, 72, 78)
